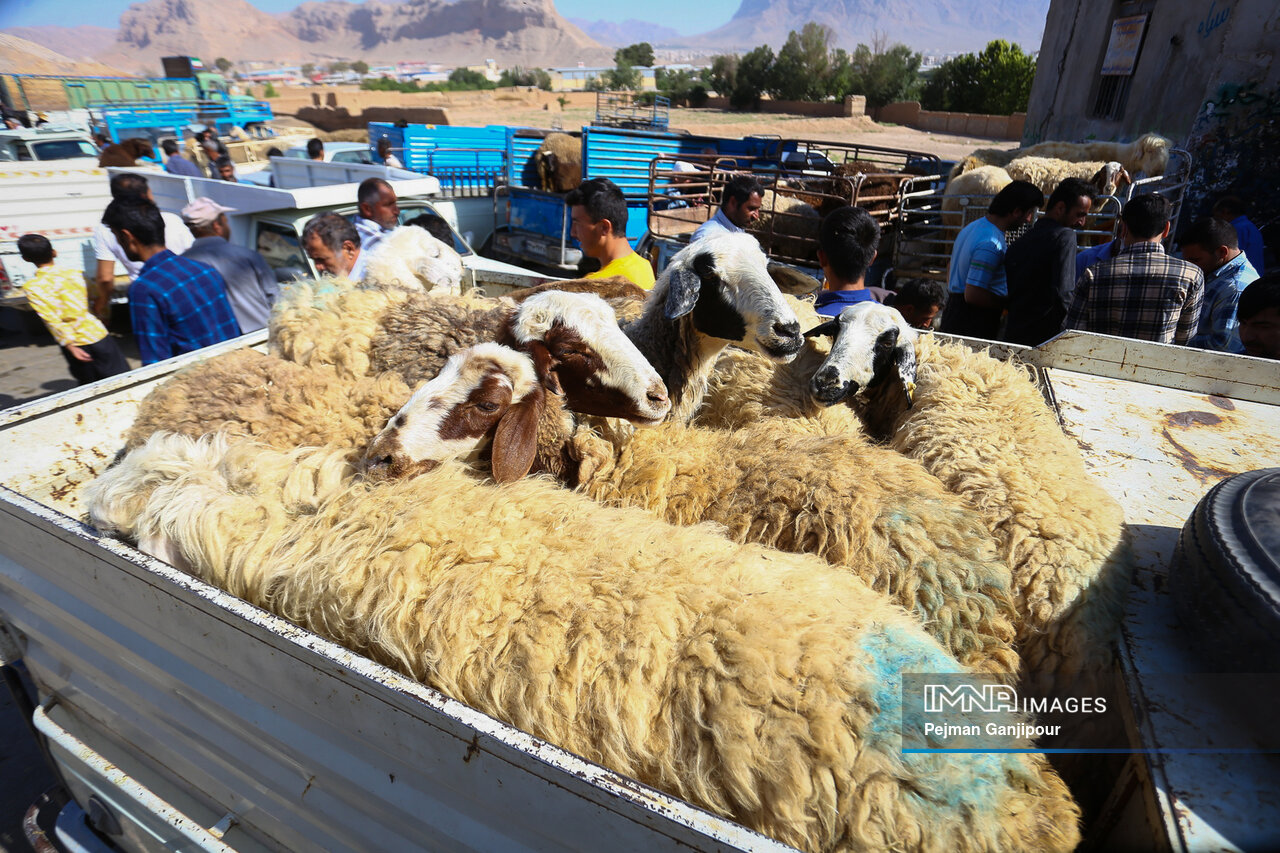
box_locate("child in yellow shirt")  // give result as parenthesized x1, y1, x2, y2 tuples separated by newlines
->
(18, 234, 130, 385)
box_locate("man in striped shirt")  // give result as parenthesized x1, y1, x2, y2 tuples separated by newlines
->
(101, 199, 241, 365)
(1064, 194, 1204, 345)
(18, 234, 129, 384)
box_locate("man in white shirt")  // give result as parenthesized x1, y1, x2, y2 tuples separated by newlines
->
(352, 177, 400, 253)
(691, 175, 764, 243)
(92, 172, 195, 318)
(377, 138, 404, 169)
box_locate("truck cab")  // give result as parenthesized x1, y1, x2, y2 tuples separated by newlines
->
(126, 159, 549, 294)
(0, 128, 98, 163)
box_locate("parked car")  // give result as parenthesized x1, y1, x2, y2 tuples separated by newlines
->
(0, 127, 99, 163)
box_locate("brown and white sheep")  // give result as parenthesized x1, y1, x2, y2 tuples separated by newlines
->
(533, 132, 581, 193)
(87, 431, 1081, 853)
(367, 345, 1021, 679)
(1004, 157, 1132, 198)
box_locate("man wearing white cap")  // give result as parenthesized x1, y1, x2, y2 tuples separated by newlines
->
(180, 197, 279, 333)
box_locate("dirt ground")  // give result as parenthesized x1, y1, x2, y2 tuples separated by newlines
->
(306, 103, 1014, 163)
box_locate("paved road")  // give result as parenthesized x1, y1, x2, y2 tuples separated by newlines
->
(0, 307, 140, 852)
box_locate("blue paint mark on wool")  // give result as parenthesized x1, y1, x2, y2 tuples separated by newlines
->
(858, 628, 1017, 813)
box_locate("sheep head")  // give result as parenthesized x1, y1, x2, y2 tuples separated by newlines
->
(805, 303, 919, 406)
(510, 291, 670, 424)
(661, 232, 803, 361)
(1089, 161, 1132, 197)
(363, 344, 543, 484)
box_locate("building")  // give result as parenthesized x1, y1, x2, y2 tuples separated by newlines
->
(547, 66, 657, 92)
(1026, 0, 1279, 233)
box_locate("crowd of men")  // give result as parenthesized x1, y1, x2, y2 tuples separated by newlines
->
(15, 133, 1278, 390)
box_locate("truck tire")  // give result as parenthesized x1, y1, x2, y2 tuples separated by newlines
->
(1170, 468, 1280, 672)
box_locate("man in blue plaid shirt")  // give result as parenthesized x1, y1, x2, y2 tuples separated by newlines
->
(1064, 194, 1203, 345)
(1179, 216, 1259, 352)
(102, 199, 242, 365)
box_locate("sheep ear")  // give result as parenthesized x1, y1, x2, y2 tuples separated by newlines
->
(664, 265, 702, 320)
(897, 340, 918, 407)
(523, 340, 564, 396)
(803, 319, 841, 338)
(491, 385, 544, 484)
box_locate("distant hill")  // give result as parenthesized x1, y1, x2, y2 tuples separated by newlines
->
(569, 18, 683, 48)
(686, 0, 1051, 53)
(3, 26, 120, 64)
(3, 0, 1048, 72)
(0, 32, 127, 76)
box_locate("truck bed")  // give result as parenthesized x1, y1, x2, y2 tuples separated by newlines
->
(0, 334, 785, 852)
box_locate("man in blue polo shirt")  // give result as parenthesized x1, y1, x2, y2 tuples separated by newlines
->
(102, 198, 241, 365)
(939, 180, 1043, 339)
(814, 205, 881, 317)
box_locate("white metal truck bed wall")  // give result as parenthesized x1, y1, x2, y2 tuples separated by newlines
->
(0, 338, 787, 853)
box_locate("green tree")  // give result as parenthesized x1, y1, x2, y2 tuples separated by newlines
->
(214, 57, 232, 73)
(704, 54, 738, 97)
(584, 75, 607, 92)
(301, 62, 315, 78)
(615, 42, 655, 69)
(448, 68, 495, 90)
(655, 68, 703, 106)
(768, 23, 832, 101)
(327, 61, 350, 74)
(844, 42, 922, 108)
(604, 60, 642, 91)
(921, 40, 1034, 114)
(730, 45, 774, 110)
(262, 82, 278, 98)
(351, 60, 370, 76)
(499, 67, 553, 90)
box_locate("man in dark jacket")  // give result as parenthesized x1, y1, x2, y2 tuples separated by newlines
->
(1003, 178, 1097, 346)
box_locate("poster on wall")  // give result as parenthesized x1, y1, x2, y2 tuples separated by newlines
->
(1101, 14, 1149, 76)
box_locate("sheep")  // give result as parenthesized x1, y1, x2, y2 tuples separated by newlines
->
(695, 299, 915, 437)
(98, 137, 154, 167)
(506, 276, 648, 323)
(1018, 132, 1172, 177)
(269, 277, 415, 381)
(133, 291, 671, 461)
(361, 225, 464, 294)
(87, 431, 1081, 853)
(750, 189, 822, 263)
(622, 232, 804, 424)
(369, 345, 1022, 679)
(123, 349, 412, 462)
(941, 165, 1013, 227)
(947, 148, 1020, 180)
(533, 132, 581, 193)
(831, 333, 1130, 683)
(1004, 157, 1132, 198)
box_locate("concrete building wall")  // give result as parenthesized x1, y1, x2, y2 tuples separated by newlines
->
(1025, 0, 1280, 145)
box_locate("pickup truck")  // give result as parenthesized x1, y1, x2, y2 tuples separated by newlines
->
(1, 331, 1277, 851)
(125, 158, 541, 293)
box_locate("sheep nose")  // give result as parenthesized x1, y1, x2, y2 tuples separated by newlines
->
(646, 381, 670, 407)
(773, 320, 801, 339)
(813, 366, 839, 387)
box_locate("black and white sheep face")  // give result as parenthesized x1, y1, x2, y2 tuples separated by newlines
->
(363, 344, 540, 482)
(806, 303, 919, 406)
(663, 233, 803, 361)
(511, 291, 670, 424)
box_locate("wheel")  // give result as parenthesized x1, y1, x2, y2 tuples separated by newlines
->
(1170, 468, 1280, 672)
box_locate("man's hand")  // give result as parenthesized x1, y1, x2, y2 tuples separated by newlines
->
(66, 344, 92, 363)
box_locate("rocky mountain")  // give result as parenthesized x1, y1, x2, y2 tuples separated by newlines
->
(0, 32, 126, 76)
(59, 0, 611, 71)
(2, 26, 120, 63)
(568, 18, 683, 48)
(687, 0, 1051, 53)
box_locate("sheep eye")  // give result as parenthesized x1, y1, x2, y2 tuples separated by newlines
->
(476, 401, 500, 413)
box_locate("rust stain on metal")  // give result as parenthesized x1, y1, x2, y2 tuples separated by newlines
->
(1164, 410, 1223, 428)
(463, 733, 480, 763)
(1207, 395, 1236, 411)
(300, 775, 315, 799)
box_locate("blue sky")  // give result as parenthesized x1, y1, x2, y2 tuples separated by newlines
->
(0, 0, 741, 33)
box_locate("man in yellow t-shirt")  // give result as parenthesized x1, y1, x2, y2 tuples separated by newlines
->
(567, 177, 656, 290)
(18, 234, 130, 385)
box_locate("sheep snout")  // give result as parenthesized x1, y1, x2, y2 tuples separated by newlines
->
(810, 366, 857, 405)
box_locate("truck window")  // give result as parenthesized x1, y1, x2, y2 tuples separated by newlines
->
(255, 221, 311, 282)
(31, 140, 99, 160)
(0, 142, 16, 162)
(332, 150, 374, 165)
